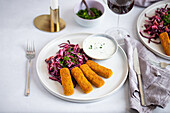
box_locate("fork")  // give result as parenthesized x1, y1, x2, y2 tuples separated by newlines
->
(148, 60, 170, 69)
(159, 62, 170, 68)
(25, 41, 35, 96)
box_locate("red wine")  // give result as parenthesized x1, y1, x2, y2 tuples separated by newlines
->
(108, 0, 134, 14)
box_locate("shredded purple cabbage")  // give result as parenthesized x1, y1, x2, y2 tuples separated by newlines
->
(140, 4, 170, 44)
(45, 40, 89, 87)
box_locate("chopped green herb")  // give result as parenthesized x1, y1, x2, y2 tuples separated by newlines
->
(71, 58, 75, 63)
(75, 61, 79, 65)
(64, 56, 69, 61)
(77, 8, 102, 20)
(70, 47, 74, 51)
(59, 61, 62, 64)
(163, 12, 170, 25)
(63, 62, 69, 67)
(89, 45, 92, 49)
(73, 54, 77, 57)
(67, 50, 71, 52)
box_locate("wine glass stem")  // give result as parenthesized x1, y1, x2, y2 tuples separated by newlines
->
(117, 14, 120, 36)
(117, 14, 119, 28)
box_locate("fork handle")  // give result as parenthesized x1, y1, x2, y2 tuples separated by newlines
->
(25, 59, 31, 96)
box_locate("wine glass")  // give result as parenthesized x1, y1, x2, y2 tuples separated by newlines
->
(106, 0, 134, 45)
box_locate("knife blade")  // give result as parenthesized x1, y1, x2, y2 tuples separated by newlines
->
(133, 47, 146, 106)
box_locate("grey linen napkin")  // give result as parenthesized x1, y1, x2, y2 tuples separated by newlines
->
(124, 37, 170, 113)
(134, 0, 163, 7)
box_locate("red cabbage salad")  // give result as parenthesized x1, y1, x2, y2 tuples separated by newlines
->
(45, 40, 89, 87)
(140, 4, 170, 44)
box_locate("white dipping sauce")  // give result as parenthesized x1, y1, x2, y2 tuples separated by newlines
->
(83, 35, 117, 59)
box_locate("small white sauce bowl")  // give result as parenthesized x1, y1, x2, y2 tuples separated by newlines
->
(73, 0, 105, 27)
(83, 34, 118, 60)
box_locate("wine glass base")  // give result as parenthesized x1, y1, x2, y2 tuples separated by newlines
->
(105, 27, 130, 45)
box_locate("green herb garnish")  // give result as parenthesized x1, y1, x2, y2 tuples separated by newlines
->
(89, 45, 92, 49)
(70, 47, 74, 51)
(71, 58, 75, 63)
(77, 8, 102, 20)
(64, 56, 69, 61)
(59, 60, 63, 64)
(162, 11, 170, 25)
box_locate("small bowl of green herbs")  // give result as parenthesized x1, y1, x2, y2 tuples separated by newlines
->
(77, 8, 102, 19)
(74, 0, 105, 27)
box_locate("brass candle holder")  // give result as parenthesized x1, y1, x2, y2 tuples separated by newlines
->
(33, 7, 65, 32)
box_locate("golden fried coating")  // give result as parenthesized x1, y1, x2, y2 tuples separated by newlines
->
(60, 68, 74, 96)
(71, 67, 93, 94)
(80, 64, 105, 88)
(86, 60, 113, 78)
(159, 32, 170, 56)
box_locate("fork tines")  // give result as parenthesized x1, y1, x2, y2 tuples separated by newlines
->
(27, 41, 35, 54)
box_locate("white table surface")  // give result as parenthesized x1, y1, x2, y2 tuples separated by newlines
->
(0, 0, 170, 112)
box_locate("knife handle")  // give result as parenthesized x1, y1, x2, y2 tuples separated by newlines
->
(137, 74, 146, 106)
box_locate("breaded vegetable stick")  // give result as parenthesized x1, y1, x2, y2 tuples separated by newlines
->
(71, 67, 93, 94)
(60, 68, 74, 96)
(80, 64, 105, 88)
(159, 32, 170, 56)
(86, 60, 113, 78)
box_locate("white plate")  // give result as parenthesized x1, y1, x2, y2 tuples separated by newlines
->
(137, 1, 170, 60)
(36, 33, 128, 102)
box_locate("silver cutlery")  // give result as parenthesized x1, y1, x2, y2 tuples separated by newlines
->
(82, 0, 95, 17)
(160, 62, 170, 68)
(133, 47, 146, 106)
(148, 60, 170, 69)
(25, 41, 35, 96)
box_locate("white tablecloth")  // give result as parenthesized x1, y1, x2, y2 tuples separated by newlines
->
(0, 0, 170, 112)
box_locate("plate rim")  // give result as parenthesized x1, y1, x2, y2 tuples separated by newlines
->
(36, 32, 129, 102)
(137, 0, 170, 60)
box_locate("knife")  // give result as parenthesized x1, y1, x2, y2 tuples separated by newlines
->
(133, 47, 146, 106)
